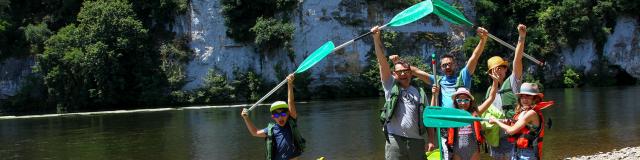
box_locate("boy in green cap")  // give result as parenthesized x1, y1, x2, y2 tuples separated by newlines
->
(241, 74, 305, 160)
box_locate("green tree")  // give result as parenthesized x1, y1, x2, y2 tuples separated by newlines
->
(131, 0, 189, 28)
(23, 23, 53, 54)
(36, 0, 157, 112)
(159, 36, 191, 90)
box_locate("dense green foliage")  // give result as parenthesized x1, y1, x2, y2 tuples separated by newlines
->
(563, 67, 581, 88)
(1, 0, 190, 114)
(37, 1, 154, 111)
(250, 17, 295, 52)
(220, 0, 297, 49)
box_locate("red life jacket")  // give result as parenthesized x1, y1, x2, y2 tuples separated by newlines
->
(447, 112, 484, 147)
(508, 108, 544, 160)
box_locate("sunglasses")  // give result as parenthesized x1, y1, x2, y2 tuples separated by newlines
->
(394, 69, 410, 75)
(456, 99, 471, 103)
(440, 63, 453, 68)
(272, 112, 287, 118)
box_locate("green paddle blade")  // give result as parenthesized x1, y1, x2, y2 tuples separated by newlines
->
(388, 0, 434, 27)
(423, 106, 484, 128)
(432, 0, 473, 26)
(295, 41, 335, 73)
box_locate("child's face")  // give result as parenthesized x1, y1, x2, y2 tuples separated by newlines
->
(455, 95, 472, 110)
(519, 95, 535, 106)
(271, 109, 289, 126)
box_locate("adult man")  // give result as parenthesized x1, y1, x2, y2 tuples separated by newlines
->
(372, 26, 433, 160)
(392, 27, 489, 159)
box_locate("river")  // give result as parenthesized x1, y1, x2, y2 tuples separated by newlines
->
(1, 86, 639, 159)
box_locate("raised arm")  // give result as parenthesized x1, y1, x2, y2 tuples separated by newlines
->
(371, 26, 391, 82)
(477, 71, 502, 114)
(241, 108, 267, 138)
(466, 27, 489, 75)
(287, 74, 297, 119)
(389, 55, 432, 85)
(513, 24, 526, 80)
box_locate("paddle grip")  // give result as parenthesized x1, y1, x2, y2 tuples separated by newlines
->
(353, 31, 373, 42)
(487, 33, 544, 66)
(247, 78, 288, 112)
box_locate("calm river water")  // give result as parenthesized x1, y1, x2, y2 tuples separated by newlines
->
(1, 86, 639, 159)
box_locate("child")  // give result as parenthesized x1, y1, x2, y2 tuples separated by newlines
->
(241, 74, 305, 160)
(443, 71, 502, 160)
(489, 83, 546, 160)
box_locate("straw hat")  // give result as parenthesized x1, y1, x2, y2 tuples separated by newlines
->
(487, 56, 509, 71)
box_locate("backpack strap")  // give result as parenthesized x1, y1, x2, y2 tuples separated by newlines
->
(265, 123, 276, 160)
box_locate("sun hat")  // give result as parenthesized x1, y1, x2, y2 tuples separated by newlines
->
(487, 56, 509, 71)
(270, 101, 289, 112)
(451, 88, 475, 102)
(516, 83, 544, 99)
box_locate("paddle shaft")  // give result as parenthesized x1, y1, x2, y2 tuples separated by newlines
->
(333, 24, 389, 52)
(247, 78, 288, 112)
(486, 33, 543, 65)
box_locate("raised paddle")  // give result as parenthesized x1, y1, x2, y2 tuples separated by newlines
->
(431, 0, 544, 66)
(248, 0, 435, 112)
(246, 41, 335, 112)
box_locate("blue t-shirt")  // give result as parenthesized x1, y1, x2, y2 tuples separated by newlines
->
(263, 121, 301, 160)
(429, 67, 472, 108)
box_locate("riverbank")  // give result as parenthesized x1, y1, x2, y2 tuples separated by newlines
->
(566, 146, 640, 160)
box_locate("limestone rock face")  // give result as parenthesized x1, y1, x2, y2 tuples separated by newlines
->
(603, 17, 640, 79)
(176, 0, 472, 90)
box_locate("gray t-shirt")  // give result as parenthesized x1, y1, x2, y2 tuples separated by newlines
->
(491, 73, 522, 112)
(383, 78, 424, 139)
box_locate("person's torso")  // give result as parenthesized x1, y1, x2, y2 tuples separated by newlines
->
(272, 123, 300, 160)
(440, 75, 460, 109)
(387, 86, 424, 139)
(455, 124, 478, 148)
(489, 74, 520, 117)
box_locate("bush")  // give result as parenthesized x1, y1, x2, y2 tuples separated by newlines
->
(221, 0, 298, 42)
(250, 17, 295, 52)
(563, 67, 581, 88)
(159, 35, 192, 90)
(190, 69, 235, 104)
(232, 70, 263, 102)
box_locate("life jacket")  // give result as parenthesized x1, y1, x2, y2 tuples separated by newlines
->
(484, 76, 517, 118)
(379, 83, 427, 138)
(265, 118, 305, 160)
(446, 112, 484, 148)
(508, 109, 544, 160)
